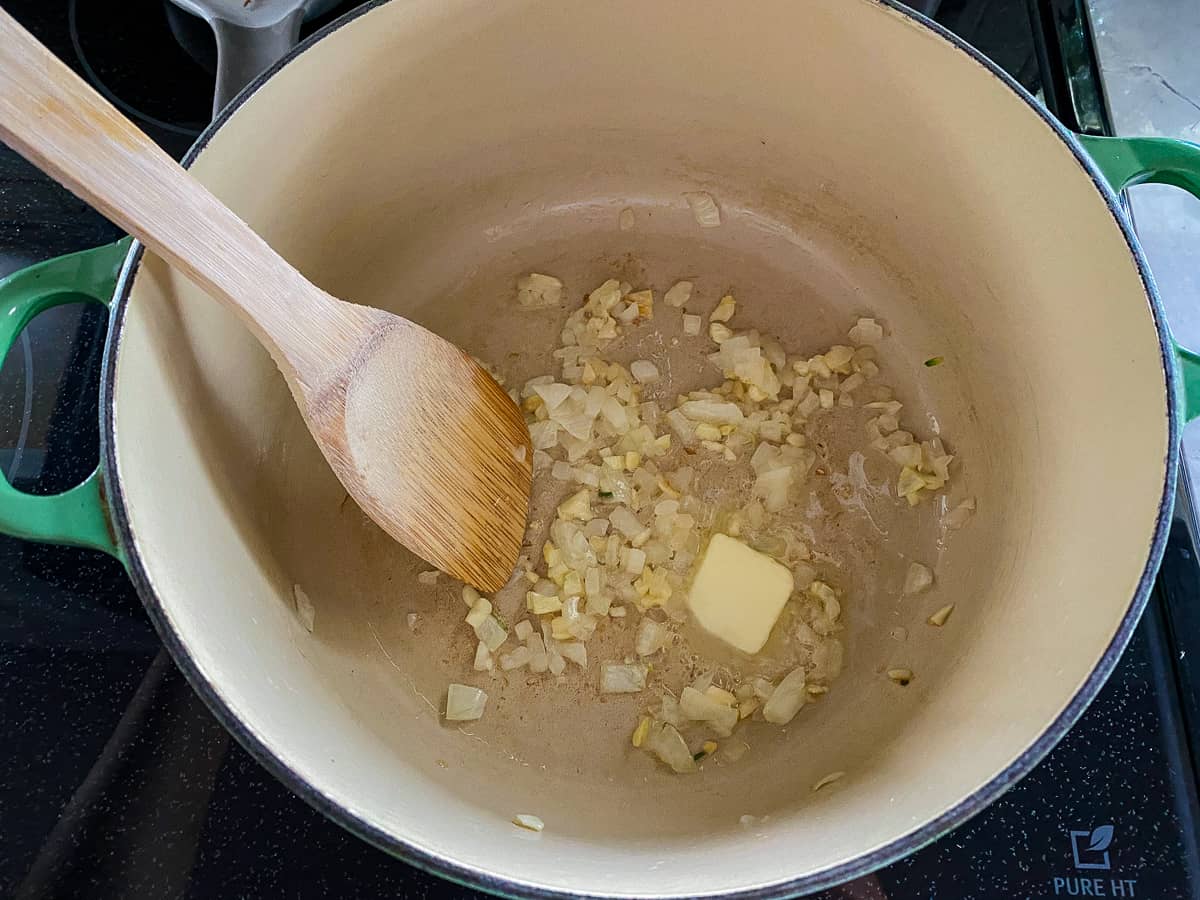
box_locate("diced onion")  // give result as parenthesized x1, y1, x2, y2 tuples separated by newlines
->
(475, 615, 508, 651)
(928, 603, 955, 627)
(679, 686, 738, 736)
(629, 290, 654, 319)
(635, 619, 669, 656)
(529, 420, 559, 450)
(823, 345, 854, 373)
(473, 642, 493, 671)
(759, 421, 785, 443)
(560, 641, 588, 668)
(532, 382, 572, 410)
(847, 317, 884, 345)
(593, 397, 625, 433)
(897, 466, 925, 500)
(705, 683, 733, 704)
(679, 399, 743, 425)
(709, 322, 733, 343)
(809, 581, 841, 621)
(665, 281, 693, 308)
(610, 506, 645, 538)
(630, 360, 660, 384)
(463, 270, 957, 775)
(762, 667, 807, 724)
(527, 590, 562, 614)
(840, 372, 864, 393)
(586, 584, 613, 615)
(500, 646, 532, 670)
(615, 302, 640, 324)
(600, 662, 647, 693)
(646, 722, 697, 772)
(887, 444, 922, 468)
(631, 716, 651, 747)
(557, 488, 593, 521)
(710, 294, 737, 323)
(751, 676, 775, 700)
(513, 814, 545, 832)
(658, 694, 684, 727)
(445, 683, 488, 721)
(797, 391, 821, 417)
(943, 497, 976, 529)
(753, 466, 794, 512)
(683, 191, 721, 227)
(587, 279, 622, 312)
(903, 562, 933, 595)
(623, 546, 647, 575)
(465, 596, 493, 628)
(812, 771, 846, 792)
(516, 273, 563, 309)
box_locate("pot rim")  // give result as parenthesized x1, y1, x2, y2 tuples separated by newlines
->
(98, 1, 1182, 896)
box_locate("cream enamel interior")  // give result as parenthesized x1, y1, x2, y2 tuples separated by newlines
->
(110, 0, 1170, 895)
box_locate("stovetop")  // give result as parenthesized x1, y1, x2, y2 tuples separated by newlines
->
(1, 2, 1198, 898)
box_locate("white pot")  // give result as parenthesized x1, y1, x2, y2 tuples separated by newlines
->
(3, 0, 1198, 895)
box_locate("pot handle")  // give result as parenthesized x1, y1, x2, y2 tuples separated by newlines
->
(1077, 134, 1200, 422)
(210, 8, 305, 116)
(0, 239, 131, 559)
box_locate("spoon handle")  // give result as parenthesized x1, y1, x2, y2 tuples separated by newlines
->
(0, 8, 333, 378)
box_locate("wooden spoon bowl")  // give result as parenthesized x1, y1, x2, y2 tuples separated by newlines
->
(0, 8, 532, 591)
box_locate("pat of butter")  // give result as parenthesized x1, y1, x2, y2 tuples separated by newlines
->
(686, 533, 794, 654)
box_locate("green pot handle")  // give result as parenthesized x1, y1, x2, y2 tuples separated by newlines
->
(0, 238, 132, 560)
(1076, 134, 1200, 423)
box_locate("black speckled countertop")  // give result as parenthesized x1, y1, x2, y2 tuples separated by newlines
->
(0, 1, 1198, 897)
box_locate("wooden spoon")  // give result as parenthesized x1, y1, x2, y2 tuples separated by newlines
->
(0, 9, 532, 592)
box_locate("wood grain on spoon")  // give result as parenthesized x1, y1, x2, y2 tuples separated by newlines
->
(0, 8, 531, 592)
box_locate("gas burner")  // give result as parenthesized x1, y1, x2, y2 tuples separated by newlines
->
(67, 0, 211, 156)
